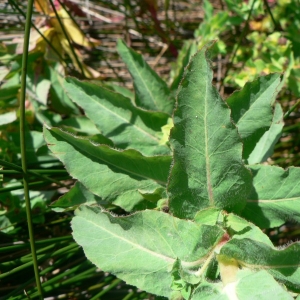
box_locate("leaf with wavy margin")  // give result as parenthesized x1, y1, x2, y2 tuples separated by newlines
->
(44, 126, 171, 211)
(64, 77, 171, 156)
(241, 165, 300, 228)
(168, 48, 252, 219)
(117, 39, 174, 114)
(72, 206, 225, 298)
(220, 238, 300, 293)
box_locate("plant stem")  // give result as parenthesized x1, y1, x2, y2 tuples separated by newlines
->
(0, 169, 67, 175)
(19, 0, 43, 297)
(0, 159, 69, 187)
(90, 278, 122, 300)
(284, 99, 300, 119)
(263, 0, 282, 31)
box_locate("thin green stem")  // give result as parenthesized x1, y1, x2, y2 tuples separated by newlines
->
(263, 0, 281, 31)
(90, 278, 122, 300)
(0, 169, 67, 175)
(19, 1, 43, 297)
(0, 243, 79, 280)
(284, 99, 300, 119)
(48, 0, 85, 77)
(0, 159, 69, 187)
(0, 236, 73, 253)
(0, 178, 70, 193)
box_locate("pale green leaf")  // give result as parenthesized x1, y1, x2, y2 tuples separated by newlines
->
(117, 39, 174, 114)
(168, 48, 252, 219)
(226, 214, 273, 246)
(191, 281, 224, 300)
(241, 165, 300, 228)
(64, 77, 171, 156)
(227, 74, 283, 159)
(247, 102, 284, 164)
(234, 270, 293, 300)
(0, 111, 17, 126)
(26, 68, 51, 106)
(220, 238, 300, 292)
(44, 126, 171, 211)
(72, 206, 225, 298)
(194, 208, 222, 226)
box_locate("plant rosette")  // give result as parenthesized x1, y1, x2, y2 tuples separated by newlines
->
(44, 42, 300, 300)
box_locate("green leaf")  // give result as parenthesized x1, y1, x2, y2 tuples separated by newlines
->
(0, 111, 17, 126)
(44, 126, 171, 211)
(194, 208, 222, 226)
(50, 181, 106, 212)
(247, 102, 284, 164)
(241, 165, 300, 228)
(226, 214, 273, 246)
(26, 60, 51, 106)
(47, 64, 80, 115)
(0, 85, 20, 101)
(226, 74, 283, 159)
(170, 41, 197, 92)
(71, 206, 225, 298)
(234, 270, 293, 300)
(64, 77, 171, 156)
(191, 281, 224, 300)
(58, 116, 101, 136)
(220, 238, 300, 292)
(168, 48, 252, 219)
(117, 39, 174, 114)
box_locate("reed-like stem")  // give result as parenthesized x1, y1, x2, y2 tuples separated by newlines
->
(19, 0, 43, 297)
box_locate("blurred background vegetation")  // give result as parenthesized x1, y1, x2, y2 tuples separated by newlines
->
(1, 0, 300, 298)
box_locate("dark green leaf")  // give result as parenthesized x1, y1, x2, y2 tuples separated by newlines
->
(117, 39, 174, 114)
(227, 74, 283, 159)
(168, 48, 252, 219)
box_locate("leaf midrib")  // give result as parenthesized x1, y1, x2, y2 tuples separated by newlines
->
(247, 196, 300, 203)
(204, 65, 214, 205)
(80, 216, 210, 268)
(57, 128, 168, 185)
(125, 51, 159, 110)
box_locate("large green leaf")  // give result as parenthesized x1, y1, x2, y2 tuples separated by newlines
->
(226, 74, 283, 159)
(247, 102, 284, 164)
(71, 206, 225, 298)
(168, 48, 252, 219)
(44, 126, 171, 211)
(241, 165, 300, 228)
(220, 238, 300, 292)
(64, 77, 170, 156)
(117, 39, 174, 114)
